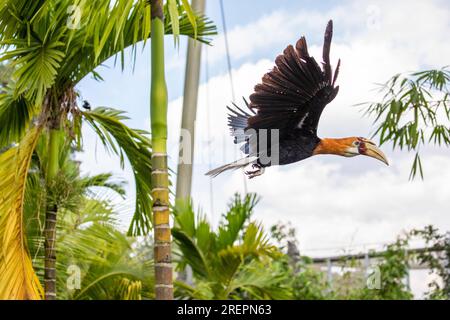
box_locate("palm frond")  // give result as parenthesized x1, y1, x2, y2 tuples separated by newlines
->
(0, 1, 49, 42)
(216, 222, 279, 285)
(87, 0, 214, 56)
(173, 194, 287, 300)
(173, 199, 214, 278)
(173, 198, 196, 236)
(80, 173, 127, 198)
(172, 228, 211, 278)
(81, 107, 152, 236)
(1, 38, 65, 104)
(0, 126, 43, 299)
(67, 0, 216, 82)
(0, 88, 37, 147)
(0, 0, 216, 103)
(116, 278, 143, 300)
(216, 193, 259, 250)
(167, 0, 181, 45)
(227, 259, 293, 300)
(59, 222, 154, 300)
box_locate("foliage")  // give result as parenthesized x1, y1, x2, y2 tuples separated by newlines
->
(363, 67, 450, 179)
(269, 222, 331, 299)
(0, 0, 215, 108)
(275, 255, 331, 300)
(172, 197, 449, 300)
(57, 212, 154, 300)
(0, 0, 216, 298)
(0, 127, 44, 299)
(410, 226, 450, 299)
(81, 107, 153, 236)
(0, 62, 13, 90)
(0, 0, 216, 234)
(173, 194, 287, 299)
(0, 0, 214, 222)
(270, 221, 298, 251)
(23, 139, 154, 299)
(328, 228, 449, 300)
(355, 237, 413, 300)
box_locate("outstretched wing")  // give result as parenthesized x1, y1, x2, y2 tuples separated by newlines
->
(247, 20, 340, 137)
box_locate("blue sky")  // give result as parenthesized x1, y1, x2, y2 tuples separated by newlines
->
(77, 0, 352, 109)
(76, 0, 450, 292)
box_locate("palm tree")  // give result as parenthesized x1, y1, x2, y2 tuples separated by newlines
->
(149, 0, 171, 300)
(172, 194, 292, 299)
(60, 220, 154, 300)
(0, 107, 152, 299)
(23, 138, 155, 300)
(148, 0, 217, 300)
(0, 0, 214, 299)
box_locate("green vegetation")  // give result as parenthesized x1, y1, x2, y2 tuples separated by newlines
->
(0, 0, 214, 299)
(0, 0, 447, 301)
(363, 67, 450, 179)
(24, 139, 154, 299)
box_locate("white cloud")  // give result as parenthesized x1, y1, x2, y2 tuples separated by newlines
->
(175, 0, 450, 257)
(219, 154, 450, 252)
(74, 0, 449, 297)
(208, 0, 450, 67)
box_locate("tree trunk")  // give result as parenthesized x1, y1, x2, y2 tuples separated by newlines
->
(150, 0, 173, 300)
(175, 0, 206, 286)
(176, 0, 206, 201)
(44, 128, 61, 300)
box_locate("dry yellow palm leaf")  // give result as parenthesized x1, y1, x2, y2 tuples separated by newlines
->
(0, 127, 44, 300)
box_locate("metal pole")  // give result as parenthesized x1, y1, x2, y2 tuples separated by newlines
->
(176, 0, 206, 200)
(364, 252, 370, 278)
(327, 258, 333, 285)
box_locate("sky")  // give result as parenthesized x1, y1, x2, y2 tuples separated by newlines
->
(75, 0, 450, 296)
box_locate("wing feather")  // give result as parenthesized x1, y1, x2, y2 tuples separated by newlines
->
(247, 20, 340, 136)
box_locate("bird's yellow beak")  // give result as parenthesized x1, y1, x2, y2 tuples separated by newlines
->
(361, 140, 389, 166)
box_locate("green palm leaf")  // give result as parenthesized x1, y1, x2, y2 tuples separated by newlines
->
(81, 107, 153, 236)
(216, 193, 259, 250)
(1, 39, 65, 104)
(172, 228, 211, 278)
(0, 87, 37, 147)
(173, 194, 284, 300)
(0, 0, 216, 147)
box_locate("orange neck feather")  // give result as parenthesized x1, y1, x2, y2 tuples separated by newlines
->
(313, 138, 353, 156)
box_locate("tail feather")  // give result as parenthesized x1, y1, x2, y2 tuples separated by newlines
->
(227, 98, 254, 146)
(205, 157, 257, 178)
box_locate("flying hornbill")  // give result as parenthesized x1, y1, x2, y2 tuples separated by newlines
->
(206, 20, 388, 179)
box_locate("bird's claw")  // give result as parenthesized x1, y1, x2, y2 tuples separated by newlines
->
(245, 165, 265, 179)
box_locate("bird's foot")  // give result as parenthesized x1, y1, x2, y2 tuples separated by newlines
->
(245, 164, 265, 179)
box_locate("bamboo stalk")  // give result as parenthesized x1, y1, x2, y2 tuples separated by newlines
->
(150, 0, 173, 300)
(44, 128, 61, 300)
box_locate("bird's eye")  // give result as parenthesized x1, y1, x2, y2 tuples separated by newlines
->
(354, 141, 360, 146)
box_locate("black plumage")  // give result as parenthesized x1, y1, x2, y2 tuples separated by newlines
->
(207, 20, 341, 178)
(82, 100, 91, 110)
(234, 21, 339, 164)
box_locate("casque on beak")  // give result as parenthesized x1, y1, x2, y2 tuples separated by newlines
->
(361, 139, 389, 166)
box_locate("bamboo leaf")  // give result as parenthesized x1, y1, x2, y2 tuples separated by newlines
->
(362, 67, 450, 179)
